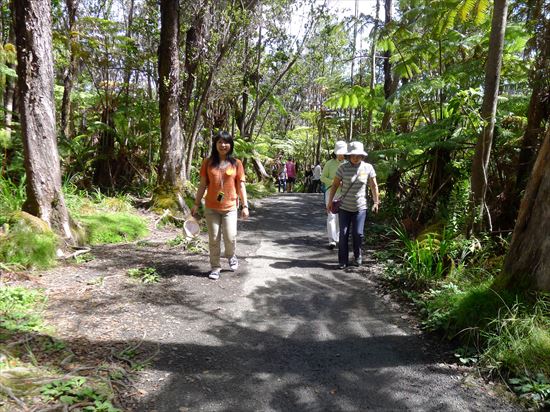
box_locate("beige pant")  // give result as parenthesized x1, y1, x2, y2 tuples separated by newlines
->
(204, 208, 238, 270)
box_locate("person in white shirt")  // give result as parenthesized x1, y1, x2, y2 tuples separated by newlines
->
(311, 163, 322, 193)
(320, 141, 347, 249)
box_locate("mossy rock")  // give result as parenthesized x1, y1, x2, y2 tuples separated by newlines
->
(10, 211, 51, 234)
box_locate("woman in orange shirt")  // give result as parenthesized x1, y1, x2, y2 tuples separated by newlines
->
(191, 131, 249, 280)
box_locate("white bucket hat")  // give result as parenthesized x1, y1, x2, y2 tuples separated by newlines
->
(334, 140, 347, 155)
(347, 141, 367, 156)
(183, 216, 200, 238)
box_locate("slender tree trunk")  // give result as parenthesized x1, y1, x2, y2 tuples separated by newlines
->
(157, 0, 185, 191)
(14, 0, 73, 241)
(367, 0, 380, 135)
(381, 0, 395, 131)
(470, 0, 508, 233)
(500, 126, 550, 292)
(3, 22, 15, 150)
(60, 0, 79, 139)
(122, 0, 135, 100)
(348, 0, 358, 140)
(512, 11, 550, 211)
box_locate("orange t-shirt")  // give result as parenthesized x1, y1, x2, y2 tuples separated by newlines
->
(200, 158, 246, 211)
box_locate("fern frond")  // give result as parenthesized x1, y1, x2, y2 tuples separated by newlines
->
(474, 0, 490, 25)
(458, 0, 476, 22)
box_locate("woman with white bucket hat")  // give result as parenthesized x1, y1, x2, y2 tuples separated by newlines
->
(321, 140, 347, 249)
(326, 141, 379, 269)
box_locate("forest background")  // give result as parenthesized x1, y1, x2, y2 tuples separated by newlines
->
(0, 0, 549, 410)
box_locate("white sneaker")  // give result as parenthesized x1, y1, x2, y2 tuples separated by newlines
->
(228, 256, 239, 271)
(208, 270, 220, 280)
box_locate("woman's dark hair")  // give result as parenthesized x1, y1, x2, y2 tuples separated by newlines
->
(210, 131, 236, 167)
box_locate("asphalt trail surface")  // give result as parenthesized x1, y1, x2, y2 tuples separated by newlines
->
(138, 193, 517, 412)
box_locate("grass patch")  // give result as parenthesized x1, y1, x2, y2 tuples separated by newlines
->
(0, 218, 57, 269)
(78, 212, 148, 245)
(0, 223, 57, 269)
(0, 286, 46, 336)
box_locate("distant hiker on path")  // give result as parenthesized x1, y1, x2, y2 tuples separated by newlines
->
(277, 160, 287, 193)
(191, 131, 249, 280)
(326, 141, 379, 269)
(311, 162, 322, 193)
(285, 158, 296, 193)
(321, 141, 347, 249)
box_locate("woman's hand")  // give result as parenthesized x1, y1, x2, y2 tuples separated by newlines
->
(191, 204, 200, 216)
(371, 203, 379, 214)
(241, 206, 249, 220)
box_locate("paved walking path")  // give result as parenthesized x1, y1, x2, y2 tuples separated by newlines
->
(134, 193, 517, 411)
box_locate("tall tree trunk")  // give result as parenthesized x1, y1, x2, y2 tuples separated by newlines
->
(2, 19, 15, 162)
(470, 0, 508, 233)
(14, 0, 73, 241)
(122, 0, 135, 100)
(500, 126, 550, 292)
(60, 0, 79, 139)
(348, 0, 358, 140)
(92, 106, 116, 190)
(381, 0, 396, 131)
(157, 0, 185, 193)
(511, 9, 550, 213)
(367, 0, 380, 135)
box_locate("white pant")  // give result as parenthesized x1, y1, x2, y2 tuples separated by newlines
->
(325, 193, 339, 244)
(204, 208, 238, 270)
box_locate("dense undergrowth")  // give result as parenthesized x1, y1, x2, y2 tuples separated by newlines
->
(368, 220, 550, 409)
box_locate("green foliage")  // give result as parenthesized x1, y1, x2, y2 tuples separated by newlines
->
(127, 267, 160, 283)
(508, 374, 550, 408)
(77, 212, 147, 244)
(41, 377, 121, 411)
(166, 235, 207, 253)
(245, 182, 273, 199)
(391, 225, 451, 287)
(0, 222, 58, 269)
(75, 252, 95, 264)
(0, 286, 45, 335)
(482, 297, 550, 377)
(0, 176, 26, 221)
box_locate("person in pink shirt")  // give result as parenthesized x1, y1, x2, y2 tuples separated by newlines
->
(285, 158, 297, 193)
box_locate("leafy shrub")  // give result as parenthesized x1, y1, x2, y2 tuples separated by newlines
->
(167, 234, 207, 253)
(41, 377, 121, 411)
(391, 226, 451, 287)
(127, 267, 160, 283)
